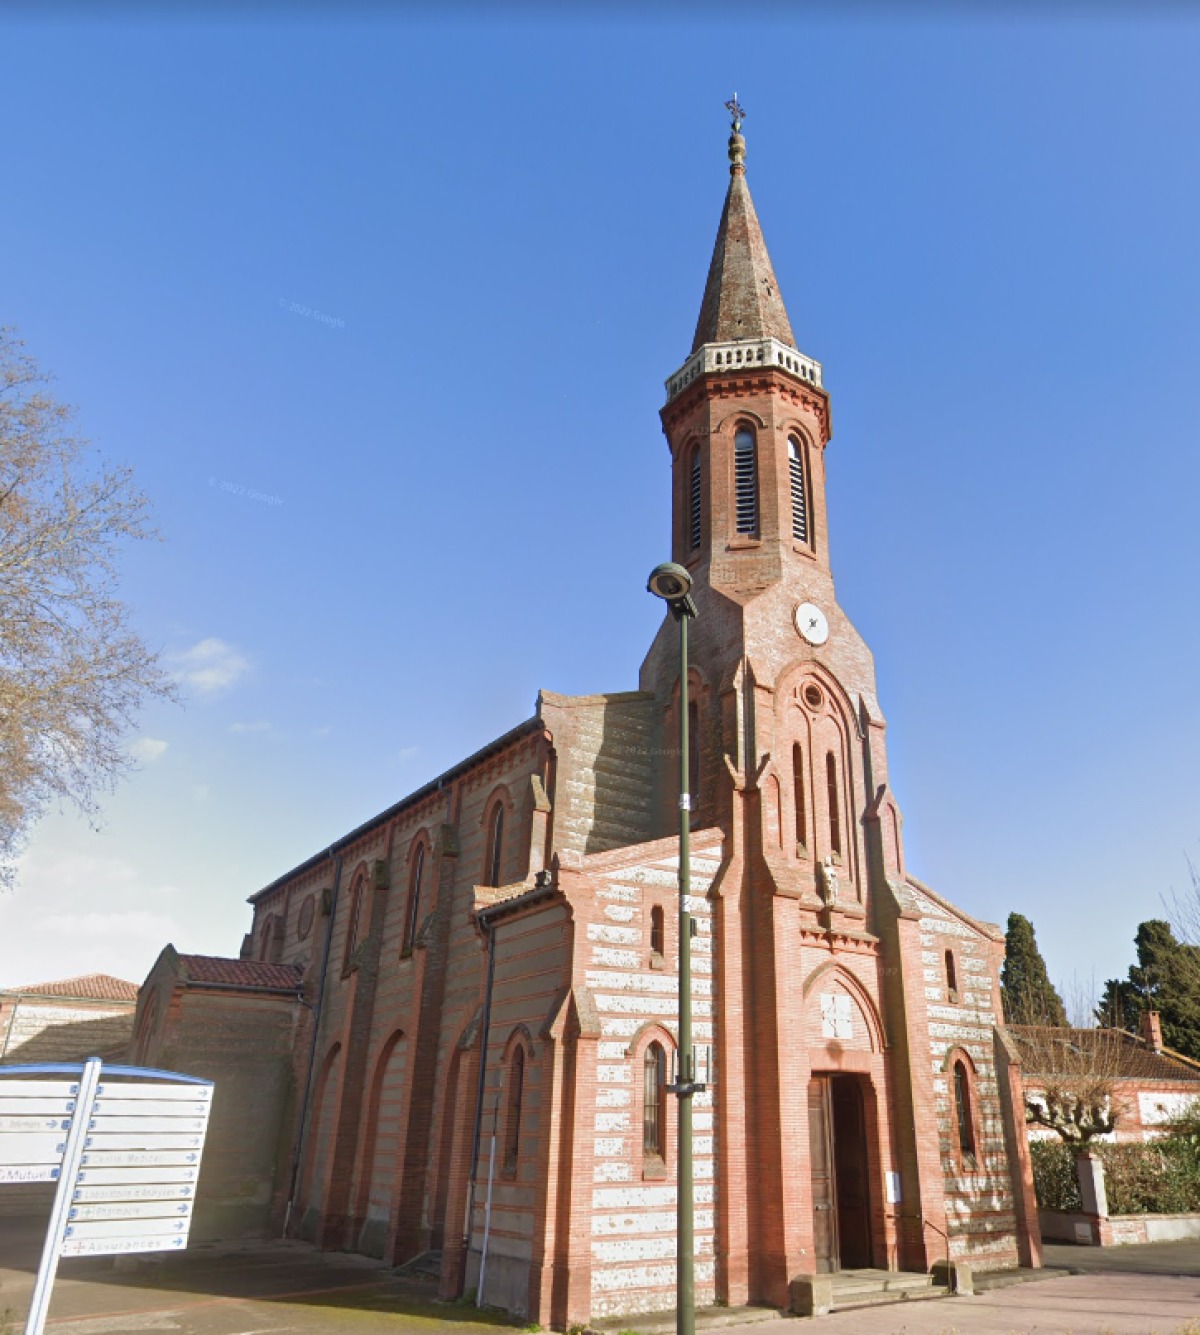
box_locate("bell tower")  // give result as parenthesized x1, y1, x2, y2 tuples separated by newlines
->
(661, 98, 834, 609)
(643, 101, 906, 917)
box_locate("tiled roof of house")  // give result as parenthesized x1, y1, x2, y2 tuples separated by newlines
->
(177, 955, 303, 993)
(1010, 1024, 1200, 1083)
(5, 974, 139, 1002)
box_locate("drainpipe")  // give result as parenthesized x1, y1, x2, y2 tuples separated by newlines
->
(283, 848, 344, 1235)
(460, 914, 497, 1289)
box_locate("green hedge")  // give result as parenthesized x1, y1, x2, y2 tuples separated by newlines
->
(1030, 1141, 1082, 1211)
(1030, 1137, 1200, 1215)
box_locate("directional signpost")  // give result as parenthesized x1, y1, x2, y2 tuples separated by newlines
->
(0, 1059, 214, 1335)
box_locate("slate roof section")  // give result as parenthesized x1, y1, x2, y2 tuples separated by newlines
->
(1010, 1024, 1200, 1083)
(177, 954, 304, 994)
(692, 168, 796, 354)
(5, 974, 139, 1002)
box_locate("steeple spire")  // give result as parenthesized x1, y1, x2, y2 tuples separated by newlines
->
(691, 97, 796, 353)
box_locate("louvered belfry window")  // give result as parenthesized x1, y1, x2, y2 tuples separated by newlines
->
(688, 447, 702, 551)
(788, 437, 808, 543)
(734, 428, 758, 535)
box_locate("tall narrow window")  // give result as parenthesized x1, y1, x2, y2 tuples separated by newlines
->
(945, 950, 958, 1001)
(734, 428, 758, 535)
(953, 1060, 976, 1164)
(687, 700, 700, 807)
(402, 844, 425, 955)
(485, 803, 504, 888)
(788, 436, 808, 543)
(503, 1046, 525, 1176)
(650, 905, 665, 956)
(342, 873, 366, 975)
(643, 1042, 666, 1158)
(793, 742, 807, 847)
(826, 752, 842, 856)
(688, 447, 703, 551)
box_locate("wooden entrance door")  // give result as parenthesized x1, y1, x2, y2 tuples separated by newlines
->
(808, 1075, 872, 1272)
(808, 1078, 837, 1272)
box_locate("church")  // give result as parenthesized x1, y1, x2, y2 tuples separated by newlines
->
(133, 109, 1042, 1325)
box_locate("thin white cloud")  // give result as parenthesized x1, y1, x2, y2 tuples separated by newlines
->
(2, 849, 184, 986)
(396, 746, 418, 762)
(131, 737, 169, 763)
(230, 721, 271, 734)
(171, 637, 251, 695)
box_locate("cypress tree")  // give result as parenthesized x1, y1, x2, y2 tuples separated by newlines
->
(1001, 912, 1068, 1026)
(1129, 920, 1200, 1060)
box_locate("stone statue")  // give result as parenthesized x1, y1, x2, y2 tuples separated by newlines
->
(819, 855, 840, 907)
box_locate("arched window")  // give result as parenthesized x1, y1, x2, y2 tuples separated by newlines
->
(734, 428, 758, 536)
(792, 742, 807, 848)
(788, 437, 808, 543)
(650, 905, 665, 957)
(342, 871, 367, 976)
(826, 752, 842, 856)
(953, 1059, 977, 1166)
(945, 950, 958, 1001)
(503, 1045, 525, 1177)
(643, 1042, 666, 1159)
(687, 700, 700, 806)
(688, 446, 703, 551)
(484, 802, 505, 888)
(402, 843, 425, 956)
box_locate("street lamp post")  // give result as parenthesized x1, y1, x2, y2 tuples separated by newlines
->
(647, 562, 704, 1335)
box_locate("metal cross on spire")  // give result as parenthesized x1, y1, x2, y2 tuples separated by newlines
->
(725, 93, 746, 130)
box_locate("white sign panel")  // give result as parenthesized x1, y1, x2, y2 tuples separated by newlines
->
(0, 1059, 214, 1335)
(0, 1165, 61, 1184)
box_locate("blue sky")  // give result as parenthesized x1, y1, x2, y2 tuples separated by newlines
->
(2, 8, 1199, 1004)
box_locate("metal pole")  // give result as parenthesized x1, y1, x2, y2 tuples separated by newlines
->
(676, 609, 695, 1335)
(25, 1057, 103, 1335)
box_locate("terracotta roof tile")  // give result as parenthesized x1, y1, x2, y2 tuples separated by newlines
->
(1010, 1025, 1200, 1083)
(6, 974, 139, 1002)
(177, 955, 303, 993)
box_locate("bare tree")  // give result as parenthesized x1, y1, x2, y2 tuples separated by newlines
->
(1009, 983, 1132, 1146)
(0, 330, 174, 882)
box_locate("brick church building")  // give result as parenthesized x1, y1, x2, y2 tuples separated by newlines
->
(134, 112, 1041, 1324)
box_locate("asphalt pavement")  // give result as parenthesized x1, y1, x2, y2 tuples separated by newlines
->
(3, 1216, 1200, 1335)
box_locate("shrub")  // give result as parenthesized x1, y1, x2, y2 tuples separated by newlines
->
(1030, 1139, 1082, 1211)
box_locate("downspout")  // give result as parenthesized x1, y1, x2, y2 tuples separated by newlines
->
(283, 848, 344, 1235)
(460, 913, 497, 1287)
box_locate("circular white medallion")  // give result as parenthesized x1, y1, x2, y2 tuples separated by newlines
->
(795, 602, 829, 646)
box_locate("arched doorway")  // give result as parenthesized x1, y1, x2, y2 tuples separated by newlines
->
(808, 1073, 872, 1272)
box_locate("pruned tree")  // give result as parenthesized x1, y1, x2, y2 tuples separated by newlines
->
(1010, 1018, 1129, 1146)
(0, 329, 173, 882)
(1001, 912, 1068, 1026)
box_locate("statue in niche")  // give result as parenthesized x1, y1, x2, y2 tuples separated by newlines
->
(818, 855, 840, 907)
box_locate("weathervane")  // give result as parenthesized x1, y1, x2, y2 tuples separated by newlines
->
(725, 93, 746, 131)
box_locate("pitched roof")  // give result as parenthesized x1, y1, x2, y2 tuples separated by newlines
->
(4, 974, 139, 1003)
(1010, 1024, 1200, 1084)
(692, 166, 796, 353)
(177, 955, 303, 994)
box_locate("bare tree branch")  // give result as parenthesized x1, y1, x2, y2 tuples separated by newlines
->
(0, 329, 176, 883)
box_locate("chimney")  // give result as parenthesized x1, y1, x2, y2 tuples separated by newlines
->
(1141, 1010, 1163, 1053)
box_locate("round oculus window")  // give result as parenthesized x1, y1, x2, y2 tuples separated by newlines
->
(804, 684, 824, 710)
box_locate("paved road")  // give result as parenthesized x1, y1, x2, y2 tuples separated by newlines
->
(3, 1219, 1200, 1335)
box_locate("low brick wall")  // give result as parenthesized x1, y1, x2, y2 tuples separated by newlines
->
(1040, 1208, 1200, 1246)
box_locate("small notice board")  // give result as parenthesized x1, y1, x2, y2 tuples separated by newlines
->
(0, 1058, 214, 1335)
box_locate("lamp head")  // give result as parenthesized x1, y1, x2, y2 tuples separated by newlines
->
(647, 563, 693, 602)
